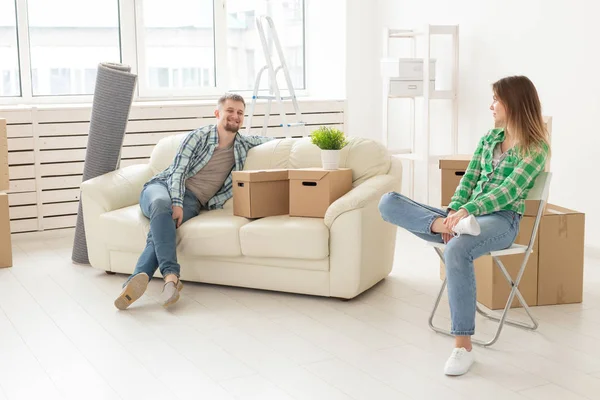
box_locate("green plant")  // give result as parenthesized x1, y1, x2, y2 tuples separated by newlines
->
(310, 126, 348, 150)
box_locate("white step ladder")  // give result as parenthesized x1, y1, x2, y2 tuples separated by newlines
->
(245, 15, 305, 137)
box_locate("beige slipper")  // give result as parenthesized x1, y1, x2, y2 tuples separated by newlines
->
(161, 278, 183, 308)
(114, 273, 149, 310)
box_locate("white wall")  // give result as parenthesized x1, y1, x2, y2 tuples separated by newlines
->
(305, 0, 346, 99)
(345, 0, 600, 250)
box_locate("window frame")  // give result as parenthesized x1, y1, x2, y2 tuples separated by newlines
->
(0, 0, 307, 105)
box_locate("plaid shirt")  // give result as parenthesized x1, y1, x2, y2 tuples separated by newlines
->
(448, 128, 549, 216)
(147, 125, 273, 209)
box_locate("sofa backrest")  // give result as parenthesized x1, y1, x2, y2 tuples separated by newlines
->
(149, 133, 391, 186)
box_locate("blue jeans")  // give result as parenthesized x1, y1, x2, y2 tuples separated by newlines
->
(124, 182, 201, 286)
(378, 192, 521, 336)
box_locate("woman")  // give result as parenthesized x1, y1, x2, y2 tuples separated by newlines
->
(378, 75, 550, 376)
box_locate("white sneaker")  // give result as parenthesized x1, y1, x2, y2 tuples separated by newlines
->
(444, 347, 475, 376)
(453, 215, 481, 236)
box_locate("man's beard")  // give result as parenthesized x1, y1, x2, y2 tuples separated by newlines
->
(225, 121, 240, 132)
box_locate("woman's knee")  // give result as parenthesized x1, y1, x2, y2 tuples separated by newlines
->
(378, 191, 404, 220)
(444, 239, 473, 269)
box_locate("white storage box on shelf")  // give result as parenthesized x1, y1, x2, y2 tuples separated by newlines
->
(388, 79, 435, 97)
(381, 58, 437, 97)
(380, 58, 437, 80)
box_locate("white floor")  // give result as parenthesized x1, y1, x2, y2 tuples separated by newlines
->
(1, 229, 600, 400)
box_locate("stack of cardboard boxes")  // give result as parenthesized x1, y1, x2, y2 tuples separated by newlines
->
(232, 168, 353, 219)
(439, 156, 585, 309)
(1, 118, 12, 268)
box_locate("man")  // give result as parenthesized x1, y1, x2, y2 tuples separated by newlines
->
(114, 93, 273, 310)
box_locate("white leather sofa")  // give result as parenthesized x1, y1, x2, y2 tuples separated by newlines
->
(80, 134, 402, 299)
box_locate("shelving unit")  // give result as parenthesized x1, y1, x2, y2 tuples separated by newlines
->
(381, 24, 459, 204)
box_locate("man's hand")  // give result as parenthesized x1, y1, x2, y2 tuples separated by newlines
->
(444, 208, 468, 232)
(172, 205, 183, 228)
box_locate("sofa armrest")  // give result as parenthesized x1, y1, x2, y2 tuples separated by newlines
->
(80, 164, 154, 213)
(324, 174, 399, 228)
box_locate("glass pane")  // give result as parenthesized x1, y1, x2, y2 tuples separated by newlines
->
(28, 0, 120, 96)
(139, 0, 215, 92)
(0, 0, 20, 97)
(227, 0, 305, 91)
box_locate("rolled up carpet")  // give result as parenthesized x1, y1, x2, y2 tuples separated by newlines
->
(72, 62, 137, 264)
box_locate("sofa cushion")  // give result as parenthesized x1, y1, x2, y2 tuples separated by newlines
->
(177, 208, 250, 257)
(239, 215, 329, 260)
(100, 205, 149, 252)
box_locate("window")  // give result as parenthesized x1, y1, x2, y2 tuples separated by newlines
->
(1, 0, 306, 102)
(27, 0, 120, 96)
(227, 0, 305, 91)
(136, 0, 215, 96)
(0, 0, 20, 97)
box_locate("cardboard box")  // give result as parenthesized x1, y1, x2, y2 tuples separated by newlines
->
(0, 118, 8, 191)
(439, 156, 544, 217)
(289, 168, 353, 218)
(440, 204, 586, 309)
(232, 169, 289, 218)
(440, 215, 538, 310)
(537, 205, 585, 306)
(0, 193, 12, 268)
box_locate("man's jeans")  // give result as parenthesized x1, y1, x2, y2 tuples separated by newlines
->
(378, 192, 521, 336)
(124, 182, 200, 286)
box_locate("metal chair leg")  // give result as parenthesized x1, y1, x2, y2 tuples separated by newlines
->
(430, 248, 539, 347)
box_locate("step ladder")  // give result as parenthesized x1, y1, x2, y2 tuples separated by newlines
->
(245, 15, 305, 137)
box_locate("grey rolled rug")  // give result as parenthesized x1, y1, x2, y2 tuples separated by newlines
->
(72, 62, 137, 264)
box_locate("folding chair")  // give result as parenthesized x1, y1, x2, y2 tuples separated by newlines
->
(428, 172, 552, 346)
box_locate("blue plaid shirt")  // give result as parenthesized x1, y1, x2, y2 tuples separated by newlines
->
(147, 125, 273, 209)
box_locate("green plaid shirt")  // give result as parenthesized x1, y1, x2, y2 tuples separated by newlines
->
(448, 128, 549, 216)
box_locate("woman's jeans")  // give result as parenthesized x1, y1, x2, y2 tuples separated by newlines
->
(124, 182, 201, 286)
(378, 192, 521, 336)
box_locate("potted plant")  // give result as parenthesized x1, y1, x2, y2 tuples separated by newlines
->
(310, 126, 349, 170)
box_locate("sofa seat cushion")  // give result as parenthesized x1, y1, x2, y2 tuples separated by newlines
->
(100, 205, 149, 252)
(177, 208, 250, 257)
(239, 215, 329, 260)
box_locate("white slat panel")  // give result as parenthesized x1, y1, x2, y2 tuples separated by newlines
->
(247, 123, 344, 137)
(123, 132, 185, 146)
(39, 149, 86, 163)
(6, 124, 33, 138)
(7, 151, 34, 165)
(39, 136, 88, 150)
(244, 112, 344, 128)
(9, 205, 37, 219)
(40, 175, 82, 190)
(41, 189, 80, 204)
(37, 122, 89, 136)
(8, 165, 35, 180)
(0, 109, 32, 124)
(8, 192, 37, 206)
(41, 162, 85, 177)
(119, 158, 150, 167)
(42, 202, 78, 217)
(9, 179, 36, 193)
(122, 146, 154, 158)
(10, 218, 38, 233)
(43, 215, 77, 230)
(126, 118, 206, 133)
(36, 107, 91, 123)
(129, 104, 211, 120)
(7, 137, 34, 151)
(249, 100, 345, 115)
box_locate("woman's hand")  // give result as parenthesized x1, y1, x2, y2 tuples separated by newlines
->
(444, 208, 468, 232)
(441, 210, 456, 243)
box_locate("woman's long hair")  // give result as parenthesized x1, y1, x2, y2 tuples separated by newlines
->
(492, 76, 550, 157)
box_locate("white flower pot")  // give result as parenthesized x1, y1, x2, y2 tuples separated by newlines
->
(321, 149, 340, 170)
